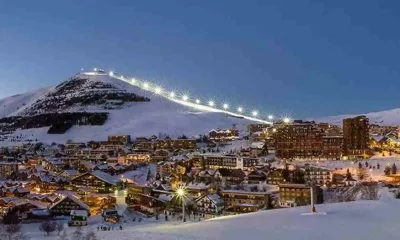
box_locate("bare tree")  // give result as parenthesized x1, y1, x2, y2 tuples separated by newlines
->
(59, 228, 69, 240)
(357, 168, 367, 180)
(71, 227, 83, 240)
(39, 220, 57, 235)
(84, 229, 97, 240)
(0, 224, 24, 240)
(5, 225, 20, 234)
(56, 221, 64, 235)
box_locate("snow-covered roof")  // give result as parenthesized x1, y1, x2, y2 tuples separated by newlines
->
(91, 170, 122, 185)
(50, 194, 90, 211)
(63, 169, 78, 176)
(71, 209, 89, 217)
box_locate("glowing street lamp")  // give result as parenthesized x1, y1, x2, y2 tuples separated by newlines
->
(109, 71, 114, 77)
(208, 101, 215, 107)
(252, 110, 259, 117)
(283, 117, 291, 124)
(175, 186, 186, 222)
(272, 128, 277, 133)
(223, 103, 229, 110)
(143, 82, 150, 90)
(268, 115, 274, 120)
(182, 95, 189, 101)
(195, 99, 201, 104)
(169, 92, 175, 98)
(131, 78, 136, 84)
(155, 87, 162, 94)
(237, 107, 243, 113)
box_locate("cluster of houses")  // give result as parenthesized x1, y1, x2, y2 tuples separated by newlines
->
(0, 132, 371, 225)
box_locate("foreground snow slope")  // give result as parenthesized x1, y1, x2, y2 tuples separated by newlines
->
(0, 72, 254, 144)
(25, 190, 400, 240)
(315, 108, 400, 126)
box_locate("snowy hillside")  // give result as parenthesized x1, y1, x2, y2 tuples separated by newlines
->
(23, 188, 400, 240)
(315, 108, 400, 126)
(0, 87, 52, 118)
(0, 72, 254, 145)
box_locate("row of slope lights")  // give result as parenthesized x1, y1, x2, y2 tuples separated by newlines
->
(107, 70, 290, 123)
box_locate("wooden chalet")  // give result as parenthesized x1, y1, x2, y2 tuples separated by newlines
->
(50, 194, 90, 216)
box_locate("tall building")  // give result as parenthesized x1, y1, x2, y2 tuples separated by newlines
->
(275, 121, 324, 159)
(343, 116, 369, 158)
(275, 120, 344, 160)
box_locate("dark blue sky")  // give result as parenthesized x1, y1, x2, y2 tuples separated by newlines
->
(1, 0, 400, 118)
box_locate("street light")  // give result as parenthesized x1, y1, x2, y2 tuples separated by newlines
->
(195, 99, 201, 104)
(237, 107, 243, 113)
(223, 103, 229, 110)
(283, 117, 291, 124)
(155, 87, 162, 94)
(176, 186, 186, 222)
(268, 115, 274, 120)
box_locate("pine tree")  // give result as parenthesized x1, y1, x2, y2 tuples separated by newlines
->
(384, 166, 391, 176)
(392, 163, 397, 175)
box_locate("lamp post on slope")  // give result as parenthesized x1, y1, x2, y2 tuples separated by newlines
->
(176, 186, 186, 222)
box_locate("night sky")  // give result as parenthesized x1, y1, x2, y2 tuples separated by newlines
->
(1, 0, 400, 118)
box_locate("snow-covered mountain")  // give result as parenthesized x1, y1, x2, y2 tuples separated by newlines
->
(0, 72, 254, 145)
(314, 108, 400, 126)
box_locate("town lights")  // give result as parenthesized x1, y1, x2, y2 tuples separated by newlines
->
(169, 92, 175, 98)
(155, 87, 162, 94)
(272, 128, 277, 133)
(195, 99, 201, 104)
(283, 117, 291, 123)
(223, 103, 229, 110)
(268, 115, 274, 120)
(252, 111, 259, 117)
(208, 101, 215, 107)
(182, 95, 189, 101)
(143, 82, 150, 90)
(109, 71, 114, 76)
(131, 78, 136, 84)
(237, 107, 243, 113)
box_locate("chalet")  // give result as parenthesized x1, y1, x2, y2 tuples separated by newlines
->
(343, 174, 357, 186)
(279, 184, 323, 208)
(221, 190, 270, 213)
(266, 169, 287, 185)
(59, 169, 79, 180)
(125, 151, 152, 164)
(195, 194, 224, 217)
(154, 139, 197, 151)
(0, 161, 20, 178)
(302, 166, 331, 186)
(108, 135, 131, 144)
(50, 194, 90, 216)
(214, 168, 246, 185)
(245, 170, 267, 184)
(70, 170, 123, 193)
(186, 183, 210, 198)
(208, 126, 239, 141)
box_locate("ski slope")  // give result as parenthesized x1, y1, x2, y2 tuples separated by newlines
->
(0, 87, 52, 117)
(0, 72, 260, 145)
(315, 108, 400, 126)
